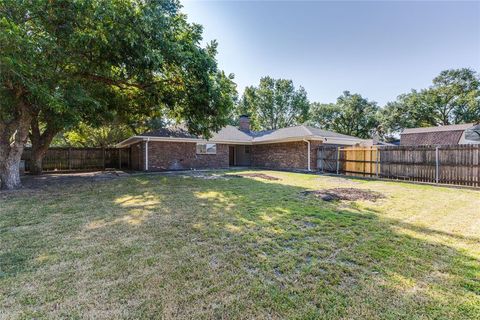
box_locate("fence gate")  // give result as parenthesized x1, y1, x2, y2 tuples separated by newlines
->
(317, 146, 339, 173)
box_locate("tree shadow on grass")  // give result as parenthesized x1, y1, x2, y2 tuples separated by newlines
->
(1, 173, 479, 319)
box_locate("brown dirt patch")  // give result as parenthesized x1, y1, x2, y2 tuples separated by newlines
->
(189, 172, 252, 180)
(0, 171, 129, 199)
(302, 188, 384, 202)
(233, 173, 281, 181)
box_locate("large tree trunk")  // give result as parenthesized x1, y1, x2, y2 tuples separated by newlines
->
(0, 158, 22, 190)
(29, 148, 45, 175)
(0, 100, 31, 190)
(29, 141, 55, 175)
(29, 118, 59, 175)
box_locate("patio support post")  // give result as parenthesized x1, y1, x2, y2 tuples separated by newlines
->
(145, 138, 150, 171)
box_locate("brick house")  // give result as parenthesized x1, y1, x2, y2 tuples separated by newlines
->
(117, 116, 364, 171)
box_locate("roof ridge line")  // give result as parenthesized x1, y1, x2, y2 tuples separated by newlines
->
(301, 125, 313, 136)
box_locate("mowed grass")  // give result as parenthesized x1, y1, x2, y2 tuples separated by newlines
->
(1, 170, 479, 319)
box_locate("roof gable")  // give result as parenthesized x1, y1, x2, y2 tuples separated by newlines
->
(210, 125, 253, 142)
(252, 125, 312, 142)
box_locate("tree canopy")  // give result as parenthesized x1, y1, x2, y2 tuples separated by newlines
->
(236, 77, 309, 130)
(380, 68, 480, 137)
(308, 91, 380, 139)
(0, 0, 236, 187)
(53, 122, 134, 148)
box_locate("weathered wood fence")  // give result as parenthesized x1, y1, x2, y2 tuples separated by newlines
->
(21, 147, 131, 172)
(317, 145, 480, 187)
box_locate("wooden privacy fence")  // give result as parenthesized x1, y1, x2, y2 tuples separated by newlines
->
(317, 144, 480, 187)
(21, 147, 131, 172)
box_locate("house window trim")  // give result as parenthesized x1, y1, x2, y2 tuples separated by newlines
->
(196, 143, 217, 155)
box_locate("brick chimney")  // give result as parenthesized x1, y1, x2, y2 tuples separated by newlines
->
(239, 115, 250, 132)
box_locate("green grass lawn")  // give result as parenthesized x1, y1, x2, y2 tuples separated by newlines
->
(1, 170, 479, 319)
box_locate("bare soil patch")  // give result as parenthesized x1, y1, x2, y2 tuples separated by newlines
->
(21, 170, 129, 188)
(233, 173, 281, 181)
(189, 172, 242, 180)
(302, 188, 384, 202)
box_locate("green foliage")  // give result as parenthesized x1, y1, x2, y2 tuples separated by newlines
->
(1, 0, 237, 140)
(308, 91, 380, 139)
(380, 68, 480, 136)
(52, 123, 134, 148)
(236, 77, 309, 130)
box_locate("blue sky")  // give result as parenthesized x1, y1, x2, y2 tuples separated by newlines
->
(182, 0, 480, 106)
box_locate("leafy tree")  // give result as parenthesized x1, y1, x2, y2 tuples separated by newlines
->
(0, 0, 236, 188)
(53, 122, 134, 148)
(236, 77, 309, 130)
(308, 91, 380, 139)
(380, 68, 480, 137)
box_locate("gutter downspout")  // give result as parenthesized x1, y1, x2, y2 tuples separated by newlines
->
(145, 138, 150, 171)
(303, 139, 311, 171)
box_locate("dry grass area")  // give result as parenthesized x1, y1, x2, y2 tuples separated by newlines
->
(1, 170, 479, 319)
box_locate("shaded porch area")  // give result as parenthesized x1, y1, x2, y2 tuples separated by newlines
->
(229, 145, 252, 167)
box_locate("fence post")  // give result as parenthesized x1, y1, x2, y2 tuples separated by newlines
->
(102, 148, 106, 170)
(119, 148, 122, 170)
(68, 148, 72, 170)
(336, 147, 340, 175)
(376, 148, 379, 178)
(435, 146, 439, 184)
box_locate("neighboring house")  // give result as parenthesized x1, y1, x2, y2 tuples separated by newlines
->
(359, 138, 396, 147)
(116, 115, 364, 171)
(400, 123, 480, 146)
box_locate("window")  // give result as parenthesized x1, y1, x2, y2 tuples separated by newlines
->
(245, 146, 251, 154)
(196, 143, 217, 154)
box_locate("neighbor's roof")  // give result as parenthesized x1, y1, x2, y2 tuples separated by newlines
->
(400, 130, 465, 146)
(116, 124, 365, 147)
(401, 123, 475, 135)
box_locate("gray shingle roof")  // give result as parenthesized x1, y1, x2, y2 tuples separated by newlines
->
(141, 127, 198, 139)
(251, 125, 312, 142)
(304, 126, 364, 139)
(210, 125, 253, 142)
(136, 124, 364, 144)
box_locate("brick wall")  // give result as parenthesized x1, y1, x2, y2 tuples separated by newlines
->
(130, 139, 322, 171)
(147, 141, 229, 171)
(251, 140, 322, 170)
